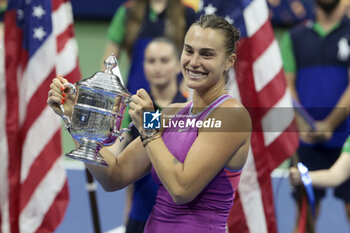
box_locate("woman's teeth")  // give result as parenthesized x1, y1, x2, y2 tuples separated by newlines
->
(188, 70, 206, 78)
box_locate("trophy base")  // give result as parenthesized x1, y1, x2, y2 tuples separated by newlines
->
(65, 139, 108, 167)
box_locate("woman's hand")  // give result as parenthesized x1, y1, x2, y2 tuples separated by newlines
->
(128, 89, 155, 135)
(289, 167, 302, 186)
(311, 120, 333, 142)
(47, 75, 76, 118)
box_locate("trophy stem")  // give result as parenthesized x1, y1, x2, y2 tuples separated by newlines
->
(65, 139, 108, 167)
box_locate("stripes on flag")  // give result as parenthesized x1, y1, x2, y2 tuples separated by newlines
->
(0, 21, 10, 233)
(1, 0, 81, 232)
(199, 1, 299, 233)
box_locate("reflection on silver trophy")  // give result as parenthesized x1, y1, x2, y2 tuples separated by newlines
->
(60, 54, 132, 166)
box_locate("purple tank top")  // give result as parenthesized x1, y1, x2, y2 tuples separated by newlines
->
(144, 94, 242, 233)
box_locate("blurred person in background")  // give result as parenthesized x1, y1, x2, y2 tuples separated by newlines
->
(280, 0, 350, 231)
(103, 0, 196, 97)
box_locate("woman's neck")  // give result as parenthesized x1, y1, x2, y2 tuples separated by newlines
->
(150, 79, 178, 108)
(192, 79, 227, 109)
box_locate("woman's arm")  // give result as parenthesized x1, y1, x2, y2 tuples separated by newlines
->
(309, 152, 350, 188)
(146, 130, 250, 204)
(47, 77, 151, 192)
(84, 135, 151, 192)
(290, 152, 350, 188)
(129, 90, 251, 204)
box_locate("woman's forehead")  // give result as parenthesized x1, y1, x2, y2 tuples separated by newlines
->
(146, 42, 175, 56)
(184, 26, 225, 49)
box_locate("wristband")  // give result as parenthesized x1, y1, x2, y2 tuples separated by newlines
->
(140, 129, 159, 142)
(142, 132, 162, 147)
(297, 162, 316, 217)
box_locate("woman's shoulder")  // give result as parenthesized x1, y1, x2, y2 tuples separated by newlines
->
(210, 97, 252, 132)
(215, 96, 245, 110)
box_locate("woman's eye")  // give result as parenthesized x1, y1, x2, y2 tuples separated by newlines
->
(161, 58, 170, 64)
(201, 52, 212, 57)
(146, 58, 155, 64)
(184, 48, 193, 54)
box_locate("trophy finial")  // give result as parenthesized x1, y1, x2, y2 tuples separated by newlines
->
(104, 54, 118, 73)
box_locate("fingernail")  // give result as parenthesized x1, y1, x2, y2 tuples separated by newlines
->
(61, 98, 65, 104)
(62, 92, 66, 97)
(57, 74, 62, 78)
(60, 86, 65, 91)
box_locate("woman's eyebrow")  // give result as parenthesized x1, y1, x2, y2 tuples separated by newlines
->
(184, 44, 215, 52)
(199, 48, 215, 53)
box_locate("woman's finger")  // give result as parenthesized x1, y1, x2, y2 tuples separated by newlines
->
(52, 77, 64, 89)
(56, 75, 68, 85)
(50, 82, 62, 94)
(47, 95, 63, 106)
(48, 88, 64, 99)
(129, 102, 143, 112)
(131, 94, 144, 105)
(129, 101, 136, 110)
(136, 88, 152, 102)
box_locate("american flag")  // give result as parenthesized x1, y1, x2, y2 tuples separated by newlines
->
(198, 0, 299, 232)
(0, 0, 81, 232)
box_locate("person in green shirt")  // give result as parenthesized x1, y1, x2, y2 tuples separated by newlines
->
(280, 0, 350, 228)
(102, 0, 196, 96)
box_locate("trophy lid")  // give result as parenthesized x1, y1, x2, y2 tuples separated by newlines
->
(77, 54, 131, 97)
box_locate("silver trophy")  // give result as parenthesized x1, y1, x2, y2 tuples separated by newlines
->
(60, 54, 132, 166)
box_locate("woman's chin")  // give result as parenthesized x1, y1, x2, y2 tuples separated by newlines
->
(186, 82, 203, 91)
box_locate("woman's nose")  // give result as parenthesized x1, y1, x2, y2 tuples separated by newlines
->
(189, 54, 200, 67)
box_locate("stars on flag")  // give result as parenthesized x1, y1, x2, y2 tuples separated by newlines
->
(203, 3, 217, 15)
(201, 3, 235, 25)
(17, 9, 24, 20)
(33, 5, 45, 19)
(33, 26, 46, 40)
(16, 3, 50, 43)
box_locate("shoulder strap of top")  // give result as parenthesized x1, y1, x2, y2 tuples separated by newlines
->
(198, 94, 232, 121)
(175, 102, 192, 116)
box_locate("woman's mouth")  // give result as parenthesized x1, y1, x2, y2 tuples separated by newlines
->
(187, 69, 207, 79)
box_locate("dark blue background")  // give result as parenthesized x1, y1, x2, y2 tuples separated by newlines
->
(71, 0, 126, 20)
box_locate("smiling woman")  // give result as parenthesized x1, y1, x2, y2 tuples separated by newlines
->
(47, 14, 251, 233)
(181, 16, 240, 92)
(127, 15, 251, 233)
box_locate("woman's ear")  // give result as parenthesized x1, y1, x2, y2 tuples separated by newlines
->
(225, 53, 236, 71)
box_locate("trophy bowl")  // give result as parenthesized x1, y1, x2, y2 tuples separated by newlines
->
(61, 54, 132, 167)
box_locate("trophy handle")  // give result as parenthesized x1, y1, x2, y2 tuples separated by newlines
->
(60, 82, 77, 131)
(117, 95, 134, 141)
